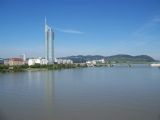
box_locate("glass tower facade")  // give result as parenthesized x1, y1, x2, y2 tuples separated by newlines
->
(45, 18, 54, 63)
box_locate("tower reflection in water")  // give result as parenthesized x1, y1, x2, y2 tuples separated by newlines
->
(44, 71, 55, 119)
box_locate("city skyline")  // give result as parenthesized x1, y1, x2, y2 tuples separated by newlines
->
(0, 0, 160, 59)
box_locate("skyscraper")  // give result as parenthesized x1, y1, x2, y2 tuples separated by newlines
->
(45, 18, 54, 63)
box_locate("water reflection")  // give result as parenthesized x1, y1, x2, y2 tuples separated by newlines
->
(27, 71, 56, 119)
(44, 71, 55, 119)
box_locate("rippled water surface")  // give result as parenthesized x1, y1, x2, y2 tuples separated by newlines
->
(0, 66, 160, 120)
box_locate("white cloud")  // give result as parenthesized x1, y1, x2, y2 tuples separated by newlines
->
(55, 28, 84, 34)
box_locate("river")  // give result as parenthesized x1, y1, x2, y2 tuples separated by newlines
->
(0, 65, 160, 120)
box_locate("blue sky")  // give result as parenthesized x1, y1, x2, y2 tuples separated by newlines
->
(0, 0, 160, 59)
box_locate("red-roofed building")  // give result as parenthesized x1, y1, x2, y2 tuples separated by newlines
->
(9, 58, 24, 66)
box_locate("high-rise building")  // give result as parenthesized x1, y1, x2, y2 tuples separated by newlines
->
(45, 18, 54, 63)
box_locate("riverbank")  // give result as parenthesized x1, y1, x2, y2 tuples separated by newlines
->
(0, 62, 157, 73)
(0, 64, 87, 73)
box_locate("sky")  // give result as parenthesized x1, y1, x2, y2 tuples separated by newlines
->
(0, 0, 160, 59)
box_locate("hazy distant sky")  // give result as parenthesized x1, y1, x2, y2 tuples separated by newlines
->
(0, 0, 160, 59)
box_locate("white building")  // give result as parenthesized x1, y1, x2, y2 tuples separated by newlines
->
(86, 60, 96, 65)
(55, 58, 73, 64)
(97, 59, 105, 64)
(86, 59, 106, 66)
(28, 58, 48, 66)
(150, 63, 160, 67)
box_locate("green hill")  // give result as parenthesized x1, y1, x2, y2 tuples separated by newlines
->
(60, 54, 156, 63)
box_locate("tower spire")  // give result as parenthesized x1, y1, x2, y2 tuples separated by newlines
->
(45, 17, 47, 25)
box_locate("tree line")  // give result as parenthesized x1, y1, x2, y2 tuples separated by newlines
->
(0, 63, 87, 73)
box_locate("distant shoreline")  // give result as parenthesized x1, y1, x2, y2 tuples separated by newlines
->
(0, 64, 86, 73)
(0, 62, 159, 73)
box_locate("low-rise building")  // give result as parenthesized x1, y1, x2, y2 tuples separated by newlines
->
(96, 59, 105, 64)
(8, 58, 24, 66)
(55, 59, 73, 64)
(28, 58, 48, 66)
(0, 58, 4, 64)
(4, 59, 9, 65)
(86, 60, 96, 65)
(86, 59, 106, 66)
(150, 63, 160, 67)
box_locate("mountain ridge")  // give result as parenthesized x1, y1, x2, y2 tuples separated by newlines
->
(59, 54, 156, 63)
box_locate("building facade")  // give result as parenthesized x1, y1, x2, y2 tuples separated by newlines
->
(0, 58, 4, 64)
(45, 18, 54, 64)
(4, 59, 9, 65)
(19, 54, 26, 61)
(55, 58, 73, 64)
(86, 59, 106, 66)
(8, 58, 24, 66)
(28, 58, 48, 66)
